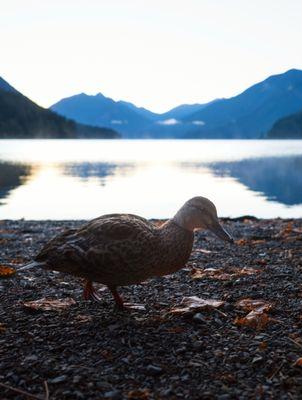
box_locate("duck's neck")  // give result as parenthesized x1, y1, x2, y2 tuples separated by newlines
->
(155, 218, 194, 275)
(172, 207, 195, 232)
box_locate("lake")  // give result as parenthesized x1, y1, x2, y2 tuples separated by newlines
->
(0, 139, 301, 220)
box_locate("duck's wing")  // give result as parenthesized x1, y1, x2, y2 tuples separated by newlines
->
(79, 215, 160, 283)
(35, 214, 160, 283)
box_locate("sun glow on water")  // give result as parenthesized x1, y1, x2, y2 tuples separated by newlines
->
(0, 139, 302, 220)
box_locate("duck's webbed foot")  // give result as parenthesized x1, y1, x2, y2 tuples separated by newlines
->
(83, 280, 102, 302)
(108, 286, 145, 311)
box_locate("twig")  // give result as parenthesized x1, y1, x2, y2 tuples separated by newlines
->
(0, 381, 43, 400)
(44, 380, 49, 400)
(267, 361, 285, 380)
(214, 308, 228, 318)
(288, 337, 302, 349)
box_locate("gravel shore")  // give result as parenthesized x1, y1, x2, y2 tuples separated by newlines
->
(0, 217, 302, 400)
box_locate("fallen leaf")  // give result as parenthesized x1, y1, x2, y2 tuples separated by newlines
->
(191, 267, 259, 281)
(220, 373, 236, 384)
(282, 222, 293, 236)
(127, 389, 151, 399)
(9, 257, 26, 265)
(236, 239, 249, 246)
(251, 240, 266, 245)
(259, 341, 268, 350)
(234, 309, 270, 330)
(235, 298, 273, 312)
(22, 297, 76, 312)
(75, 314, 92, 323)
(0, 323, 6, 333)
(293, 358, 302, 367)
(0, 265, 16, 278)
(170, 296, 225, 315)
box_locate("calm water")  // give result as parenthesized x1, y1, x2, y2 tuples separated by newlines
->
(0, 139, 301, 220)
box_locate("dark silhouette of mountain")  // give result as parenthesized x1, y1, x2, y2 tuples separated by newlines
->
(182, 69, 302, 138)
(0, 77, 18, 93)
(267, 109, 302, 138)
(0, 78, 119, 139)
(209, 156, 302, 205)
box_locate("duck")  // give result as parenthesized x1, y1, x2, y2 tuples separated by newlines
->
(22, 196, 233, 309)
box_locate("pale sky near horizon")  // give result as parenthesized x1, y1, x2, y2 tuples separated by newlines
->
(1, 0, 302, 113)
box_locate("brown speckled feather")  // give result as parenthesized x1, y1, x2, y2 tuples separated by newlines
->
(36, 214, 194, 287)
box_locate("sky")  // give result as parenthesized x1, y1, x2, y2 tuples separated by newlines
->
(1, 0, 302, 113)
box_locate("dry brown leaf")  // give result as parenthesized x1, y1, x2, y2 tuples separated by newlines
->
(9, 257, 26, 265)
(127, 389, 151, 399)
(234, 309, 270, 330)
(170, 296, 225, 315)
(75, 314, 92, 323)
(191, 267, 259, 281)
(293, 358, 302, 367)
(251, 239, 266, 245)
(235, 298, 273, 312)
(236, 239, 249, 246)
(259, 341, 268, 350)
(282, 222, 293, 235)
(0, 323, 6, 333)
(22, 297, 76, 312)
(0, 265, 16, 278)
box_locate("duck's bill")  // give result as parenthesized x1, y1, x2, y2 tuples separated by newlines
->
(209, 221, 234, 243)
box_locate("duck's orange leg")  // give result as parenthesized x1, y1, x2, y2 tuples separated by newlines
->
(83, 280, 102, 302)
(108, 286, 125, 309)
(108, 286, 146, 311)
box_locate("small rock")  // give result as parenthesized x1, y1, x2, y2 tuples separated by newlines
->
(24, 354, 38, 362)
(145, 365, 163, 376)
(192, 341, 204, 350)
(103, 390, 121, 399)
(193, 313, 207, 323)
(50, 375, 67, 384)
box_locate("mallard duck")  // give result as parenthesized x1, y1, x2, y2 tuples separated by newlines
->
(22, 196, 233, 309)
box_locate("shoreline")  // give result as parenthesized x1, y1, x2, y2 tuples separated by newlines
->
(0, 218, 302, 399)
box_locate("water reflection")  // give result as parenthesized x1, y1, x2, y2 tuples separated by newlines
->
(209, 156, 302, 206)
(0, 162, 31, 204)
(64, 162, 134, 185)
(0, 139, 301, 219)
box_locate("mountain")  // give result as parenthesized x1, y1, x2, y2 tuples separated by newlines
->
(267, 109, 302, 138)
(118, 100, 159, 121)
(0, 77, 18, 93)
(51, 93, 215, 137)
(51, 93, 154, 137)
(159, 100, 222, 121)
(50, 69, 302, 138)
(0, 78, 119, 139)
(182, 69, 302, 138)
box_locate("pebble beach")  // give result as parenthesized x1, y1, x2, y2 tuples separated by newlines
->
(0, 217, 302, 399)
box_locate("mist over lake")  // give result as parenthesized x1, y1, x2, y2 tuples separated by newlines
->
(0, 139, 301, 220)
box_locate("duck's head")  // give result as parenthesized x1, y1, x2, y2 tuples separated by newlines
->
(173, 196, 233, 243)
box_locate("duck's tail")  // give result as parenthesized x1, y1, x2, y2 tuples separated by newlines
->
(19, 261, 46, 271)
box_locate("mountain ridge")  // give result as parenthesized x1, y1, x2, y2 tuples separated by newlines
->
(0, 78, 119, 139)
(50, 68, 302, 138)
